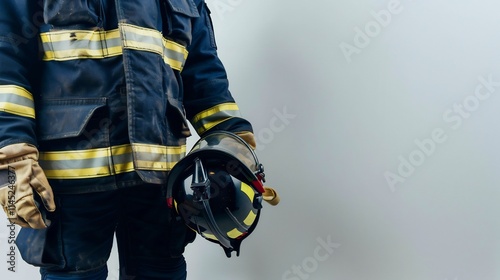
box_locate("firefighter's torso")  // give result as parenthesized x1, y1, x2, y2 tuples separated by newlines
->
(36, 0, 199, 191)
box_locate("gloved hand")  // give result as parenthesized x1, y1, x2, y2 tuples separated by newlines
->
(235, 131, 256, 150)
(0, 143, 55, 228)
(263, 187, 280, 206)
(234, 132, 281, 206)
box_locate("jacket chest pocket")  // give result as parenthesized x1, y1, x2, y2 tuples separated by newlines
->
(43, 0, 102, 28)
(37, 98, 109, 150)
(162, 0, 200, 46)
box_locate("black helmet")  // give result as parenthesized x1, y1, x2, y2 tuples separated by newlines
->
(166, 131, 273, 257)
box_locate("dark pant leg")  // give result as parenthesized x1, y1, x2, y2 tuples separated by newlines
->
(116, 184, 191, 280)
(40, 266, 109, 280)
(38, 190, 120, 279)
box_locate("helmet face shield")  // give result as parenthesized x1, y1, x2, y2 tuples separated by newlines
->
(190, 132, 258, 173)
(166, 131, 265, 257)
(187, 131, 266, 193)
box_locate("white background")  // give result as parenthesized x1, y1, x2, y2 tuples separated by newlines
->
(2, 0, 500, 279)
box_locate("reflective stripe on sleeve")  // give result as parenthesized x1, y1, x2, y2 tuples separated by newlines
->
(0, 85, 35, 118)
(40, 24, 188, 71)
(39, 143, 186, 179)
(191, 103, 242, 134)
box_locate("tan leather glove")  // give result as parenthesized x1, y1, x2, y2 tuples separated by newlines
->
(235, 131, 257, 150)
(234, 132, 281, 206)
(0, 143, 55, 228)
(263, 187, 280, 206)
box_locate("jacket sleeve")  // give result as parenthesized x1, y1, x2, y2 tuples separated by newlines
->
(0, 1, 40, 148)
(181, 0, 254, 137)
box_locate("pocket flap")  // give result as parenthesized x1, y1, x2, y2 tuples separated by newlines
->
(167, 97, 192, 137)
(166, 0, 200, 17)
(37, 98, 107, 141)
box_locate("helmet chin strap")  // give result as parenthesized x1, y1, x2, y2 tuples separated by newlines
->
(200, 199, 239, 257)
(191, 158, 239, 256)
(190, 158, 211, 202)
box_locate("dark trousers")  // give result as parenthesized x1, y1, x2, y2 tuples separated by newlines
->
(17, 184, 193, 280)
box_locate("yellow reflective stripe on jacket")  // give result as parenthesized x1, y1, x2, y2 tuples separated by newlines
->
(40, 29, 122, 60)
(40, 24, 188, 71)
(0, 85, 35, 118)
(39, 143, 186, 179)
(120, 24, 188, 71)
(191, 103, 242, 134)
(131, 143, 186, 171)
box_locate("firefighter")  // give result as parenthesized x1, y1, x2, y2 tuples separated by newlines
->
(0, 0, 257, 279)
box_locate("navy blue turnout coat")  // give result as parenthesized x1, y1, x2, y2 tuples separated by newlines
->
(0, 0, 253, 193)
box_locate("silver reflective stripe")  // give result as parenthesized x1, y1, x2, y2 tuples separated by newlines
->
(41, 29, 123, 60)
(191, 103, 242, 134)
(132, 143, 186, 171)
(121, 24, 163, 55)
(39, 143, 186, 179)
(120, 23, 188, 71)
(41, 24, 188, 71)
(0, 85, 35, 118)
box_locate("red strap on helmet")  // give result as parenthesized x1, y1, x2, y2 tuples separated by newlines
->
(252, 179, 265, 193)
(166, 197, 174, 208)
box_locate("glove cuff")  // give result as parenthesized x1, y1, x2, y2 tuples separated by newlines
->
(235, 131, 257, 150)
(0, 143, 38, 164)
